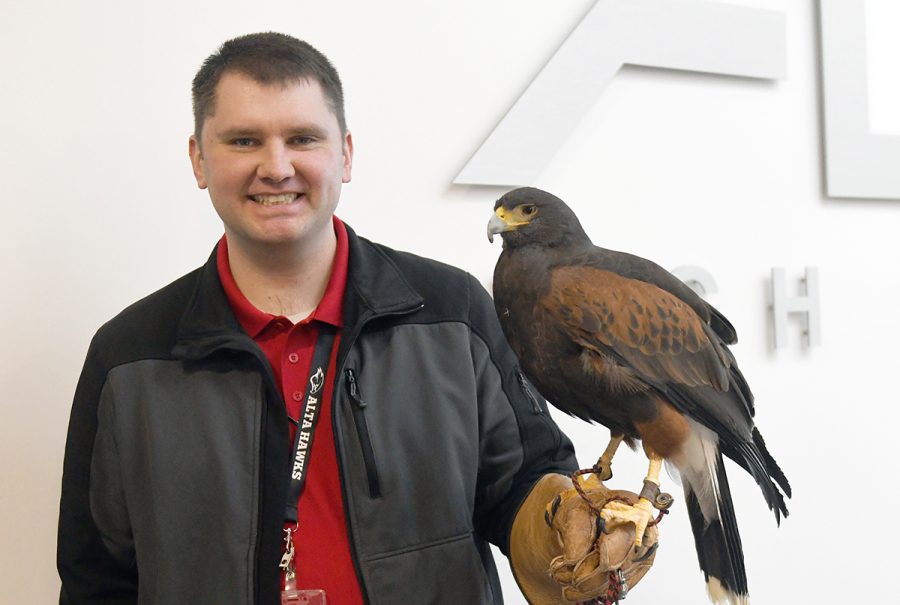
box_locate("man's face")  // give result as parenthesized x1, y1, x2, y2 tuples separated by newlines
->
(189, 71, 353, 254)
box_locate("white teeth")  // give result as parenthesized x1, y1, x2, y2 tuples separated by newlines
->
(250, 193, 300, 205)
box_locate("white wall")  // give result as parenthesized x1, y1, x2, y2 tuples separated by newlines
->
(1, 0, 898, 603)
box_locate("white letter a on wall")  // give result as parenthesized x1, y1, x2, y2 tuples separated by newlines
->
(454, 0, 786, 187)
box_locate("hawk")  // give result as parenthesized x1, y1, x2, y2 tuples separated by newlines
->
(488, 187, 790, 604)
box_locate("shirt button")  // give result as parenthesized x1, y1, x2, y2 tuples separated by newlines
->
(288, 353, 299, 363)
(292, 391, 303, 401)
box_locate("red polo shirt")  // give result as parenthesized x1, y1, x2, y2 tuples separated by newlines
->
(217, 216, 364, 604)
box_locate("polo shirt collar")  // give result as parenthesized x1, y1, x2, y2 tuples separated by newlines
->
(216, 216, 349, 338)
(173, 219, 423, 363)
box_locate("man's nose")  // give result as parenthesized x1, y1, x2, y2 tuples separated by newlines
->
(257, 143, 295, 182)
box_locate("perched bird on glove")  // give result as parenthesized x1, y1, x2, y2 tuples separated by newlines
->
(488, 187, 791, 605)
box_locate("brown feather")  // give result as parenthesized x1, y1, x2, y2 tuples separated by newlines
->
(542, 266, 729, 392)
(634, 397, 692, 459)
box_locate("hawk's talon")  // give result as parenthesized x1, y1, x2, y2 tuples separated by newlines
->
(632, 540, 659, 563)
(600, 497, 656, 548)
(595, 515, 607, 538)
(545, 494, 563, 527)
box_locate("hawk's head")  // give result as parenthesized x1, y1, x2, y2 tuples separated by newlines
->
(487, 187, 590, 249)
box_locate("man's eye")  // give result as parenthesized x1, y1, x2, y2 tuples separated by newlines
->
(290, 136, 315, 145)
(232, 138, 256, 147)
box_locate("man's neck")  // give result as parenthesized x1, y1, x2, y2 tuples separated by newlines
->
(226, 230, 338, 320)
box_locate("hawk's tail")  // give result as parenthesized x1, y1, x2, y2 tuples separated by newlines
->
(678, 422, 748, 605)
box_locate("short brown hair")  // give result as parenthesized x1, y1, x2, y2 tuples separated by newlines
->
(191, 32, 347, 139)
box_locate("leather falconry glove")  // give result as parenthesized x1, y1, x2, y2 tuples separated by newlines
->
(511, 474, 659, 604)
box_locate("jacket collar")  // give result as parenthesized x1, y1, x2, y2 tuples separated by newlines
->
(343, 223, 424, 318)
(172, 222, 423, 361)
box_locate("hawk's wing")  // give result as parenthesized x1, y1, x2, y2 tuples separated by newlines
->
(542, 266, 727, 387)
(540, 265, 754, 428)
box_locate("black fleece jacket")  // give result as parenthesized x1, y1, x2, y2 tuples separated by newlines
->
(58, 224, 577, 604)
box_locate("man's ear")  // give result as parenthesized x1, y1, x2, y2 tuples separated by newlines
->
(342, 130, 354, 184)
(188, 135, 208, 189)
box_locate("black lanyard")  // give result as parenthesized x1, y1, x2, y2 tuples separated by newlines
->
(284, 325, 337, 524)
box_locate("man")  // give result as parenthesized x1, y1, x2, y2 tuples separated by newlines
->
(58, 33, 647, 604)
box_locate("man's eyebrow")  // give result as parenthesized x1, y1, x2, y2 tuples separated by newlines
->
(215, 126, 331, 140)
(286, 125, 329, 138)
(217, 128, 260, 140)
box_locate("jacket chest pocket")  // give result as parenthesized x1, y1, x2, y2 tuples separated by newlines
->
(345, 368, 381, 498)
(338, 357, 479, 557)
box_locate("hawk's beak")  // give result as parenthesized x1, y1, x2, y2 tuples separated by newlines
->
(487, 211, 508, 243)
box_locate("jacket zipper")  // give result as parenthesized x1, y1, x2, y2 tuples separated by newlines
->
(515, 367, 563, 452)
(516, 368, 544, 414)
(345, 368, 382, 498)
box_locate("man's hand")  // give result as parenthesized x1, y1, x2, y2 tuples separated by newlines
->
(511, 474, 659, 605)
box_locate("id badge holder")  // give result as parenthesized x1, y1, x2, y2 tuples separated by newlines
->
(281, 588, 327, 605)
(282, 563, 326, 605)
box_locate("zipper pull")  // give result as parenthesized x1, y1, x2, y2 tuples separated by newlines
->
(516, 369, 543, 414)
(346, 368, 367, 408)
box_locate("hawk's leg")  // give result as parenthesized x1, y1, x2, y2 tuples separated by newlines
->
(552, 436, 624, 521)
(600, 454, 669, 549)
(593, 433, 624, 481)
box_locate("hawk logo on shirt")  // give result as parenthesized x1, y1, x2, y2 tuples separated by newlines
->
(309, 367, 325, 395)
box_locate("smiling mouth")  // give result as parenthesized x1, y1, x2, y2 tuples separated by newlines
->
(249, 193, 302, 206)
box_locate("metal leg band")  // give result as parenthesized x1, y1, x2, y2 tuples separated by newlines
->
(639, 479, 673, 511)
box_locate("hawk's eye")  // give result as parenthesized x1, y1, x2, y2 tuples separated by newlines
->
(522, 205, 536, 216)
